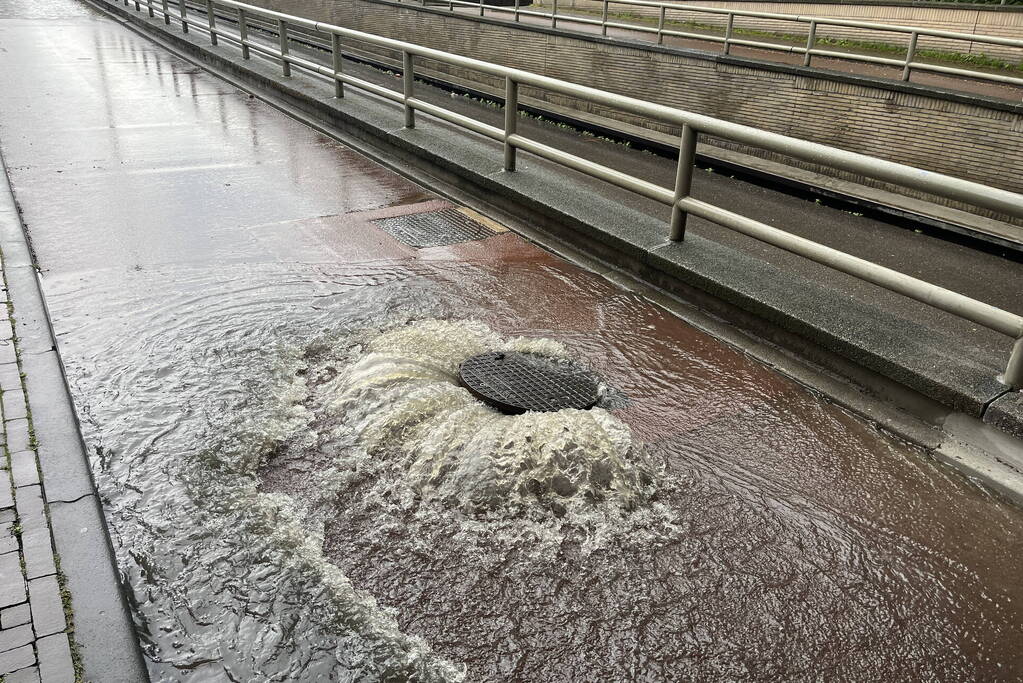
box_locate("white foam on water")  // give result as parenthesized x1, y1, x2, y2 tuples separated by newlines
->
(168, 314, 669, 680)
(316, 320, 655, 516)
(189, 343, 469, 682)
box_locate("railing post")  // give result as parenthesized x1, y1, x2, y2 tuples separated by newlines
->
(903, 32, 918, 81)
(657, 6, 666, 45)
(803, 20, 816, 67)
(134, 0, 140, 12)
(402, 51, 415, 128)
(669, 124, 697, 241)
(504, 77, 518, 171)
(724, 13, 734, 54)
(514, 0, 521, 22)
(147, 0, 154, 19)
(1001, 337, 1023, 388)
(162, 0, 169, 24)
(206, 0, 217, 46)
(551, 0, 558, 28)
(331, 33, 344, 98)
(238, 9, 249, 58)
(479, 0, 484, 16)
(601, 0, 608, 36)
(279, 20, 291, 76)
(1002, 337, 1023, 389)
(180, 0, 188, 33)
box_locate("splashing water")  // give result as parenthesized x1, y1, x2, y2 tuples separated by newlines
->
(315, 320, 654, 516)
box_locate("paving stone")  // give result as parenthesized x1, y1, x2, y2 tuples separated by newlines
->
(0, 644, 34, 675)
(21, 527, 55, 582)
(0, 522, 17, 555)
(13, 486, 44, 525)
(0, 478, 14, 510)
(36, 635, 74, 683)
(0, 624, 33, 653)
(9, 451, 38, 489)
(0, 365, 21, 395)
(0, 341, 16, 367)
(1, 603, 31, 629)
(15, 488, 53, 582)
(0, 509, 15, 524)
(6, 664, 41, 683)
(1, 389, 26, 422)
(5, 419, 30, 455)
(6, 664, 40, 683)
(28, 576, 64, 638)
(0, 552, 26, 609)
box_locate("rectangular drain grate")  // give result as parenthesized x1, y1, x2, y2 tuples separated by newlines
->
(373, 209, 496, 248)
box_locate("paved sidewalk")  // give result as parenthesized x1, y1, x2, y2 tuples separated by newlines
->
(0, 265, 77, 682)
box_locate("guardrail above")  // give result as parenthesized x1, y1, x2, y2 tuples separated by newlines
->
(124, 0, 1023, 388)
(420, 0, 1023, 92)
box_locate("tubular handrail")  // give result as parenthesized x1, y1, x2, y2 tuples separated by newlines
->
(578, 0, 1023, 46)
(122, 0, 1023, 387)
(429, 0, 1023, 89)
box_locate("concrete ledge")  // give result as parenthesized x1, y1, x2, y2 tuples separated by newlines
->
(92, 0, 1023, 445)
(49, 498, 150, 682)
(987, 391, 1023, 441)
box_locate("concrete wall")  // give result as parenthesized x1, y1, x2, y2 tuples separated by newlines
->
(282, 0, 1022, 222)
(555, 0, 1023, 61)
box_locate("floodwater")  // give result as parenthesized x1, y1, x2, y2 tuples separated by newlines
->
(1, 0, 1023, 680)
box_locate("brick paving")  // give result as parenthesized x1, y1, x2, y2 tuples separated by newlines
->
(0, 262, 77, 682)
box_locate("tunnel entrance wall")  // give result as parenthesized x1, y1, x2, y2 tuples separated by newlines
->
(534, 0, 1023, 61)
(289, 0, 1023, 228)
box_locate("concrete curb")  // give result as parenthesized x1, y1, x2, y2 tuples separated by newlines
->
(0, 146, 150, 680)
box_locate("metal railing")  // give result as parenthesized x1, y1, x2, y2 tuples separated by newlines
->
(422, 0, 1023, 89)
(119, 0, 1023, 387)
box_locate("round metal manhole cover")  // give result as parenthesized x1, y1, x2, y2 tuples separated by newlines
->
(458, 351, 602, 414)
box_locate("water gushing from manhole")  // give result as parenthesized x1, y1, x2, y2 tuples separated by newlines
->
(321, 320, 654, 514)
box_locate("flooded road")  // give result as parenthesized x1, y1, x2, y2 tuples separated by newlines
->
(1, 0, 1023, 680)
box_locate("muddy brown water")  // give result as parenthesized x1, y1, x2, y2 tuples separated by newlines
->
(0, 0, 1022, 679)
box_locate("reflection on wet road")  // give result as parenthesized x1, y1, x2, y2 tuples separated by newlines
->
(1, 0, 1022, 679)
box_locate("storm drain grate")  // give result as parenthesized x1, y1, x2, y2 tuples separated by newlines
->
(374, 209, 496, 248)
(458, 352, 602, 414)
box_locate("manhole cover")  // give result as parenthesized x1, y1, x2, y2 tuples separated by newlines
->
(374, 209, 495, 248)
(458, 352, 602, 414)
